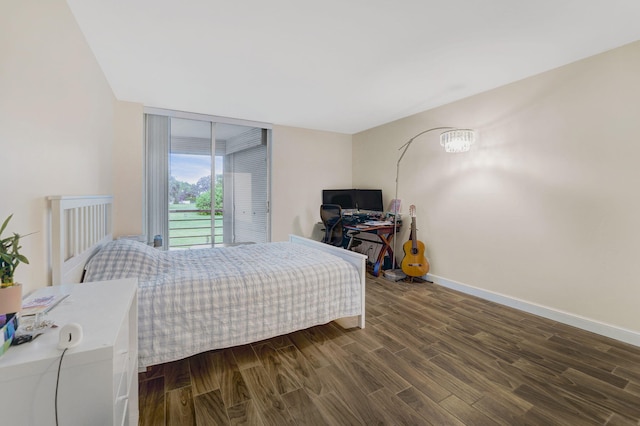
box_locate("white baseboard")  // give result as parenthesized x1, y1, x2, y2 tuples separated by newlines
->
(426, 273, 640, 348)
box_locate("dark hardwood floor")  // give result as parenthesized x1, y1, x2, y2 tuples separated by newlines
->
(138, 275, 640, 425)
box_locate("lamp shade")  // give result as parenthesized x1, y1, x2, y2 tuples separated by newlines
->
(440, 129, 475, 153)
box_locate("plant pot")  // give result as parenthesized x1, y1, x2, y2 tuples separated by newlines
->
(0, 283, 22, 315)
(0, 284, 21, 356)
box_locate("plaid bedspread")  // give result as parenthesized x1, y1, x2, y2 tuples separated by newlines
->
(83, 239, 361, 368)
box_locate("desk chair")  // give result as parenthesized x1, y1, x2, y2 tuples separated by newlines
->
(320, 204, 343, 246)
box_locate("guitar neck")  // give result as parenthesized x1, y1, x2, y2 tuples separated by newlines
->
(411, 217, 417, 249)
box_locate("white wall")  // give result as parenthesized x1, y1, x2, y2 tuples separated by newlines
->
(0, 0, 116, 293)
(270, 125, 352, 241)
(353, 41, 640, 340)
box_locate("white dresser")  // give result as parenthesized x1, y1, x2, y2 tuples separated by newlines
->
(0, 279, 138, 426)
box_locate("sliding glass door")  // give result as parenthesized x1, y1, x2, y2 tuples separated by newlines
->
(168, 117, 217, 248)
(145, 110, 270, 249)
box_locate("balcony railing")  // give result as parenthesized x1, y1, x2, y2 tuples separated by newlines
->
(169, 208, 223, 249)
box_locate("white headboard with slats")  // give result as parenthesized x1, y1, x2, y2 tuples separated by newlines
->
(48, 195, 113, 285)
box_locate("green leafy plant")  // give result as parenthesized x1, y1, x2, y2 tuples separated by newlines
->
(195, 190, 212, 215)
(0, 215, 30, 287)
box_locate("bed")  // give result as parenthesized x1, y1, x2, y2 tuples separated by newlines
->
(48, 195, 366, 368)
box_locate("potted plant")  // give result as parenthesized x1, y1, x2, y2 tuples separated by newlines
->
(0, 214, 29, 354)
(1, 214, 30, 287)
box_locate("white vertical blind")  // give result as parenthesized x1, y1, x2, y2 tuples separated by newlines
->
(145, 114, 169, 249)
(230, 129, 268, 243)
(225, 128, 264, 154)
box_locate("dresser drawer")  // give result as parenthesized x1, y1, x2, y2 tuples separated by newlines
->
(114, 368, 129, 426)
(113, 311, 130, 391)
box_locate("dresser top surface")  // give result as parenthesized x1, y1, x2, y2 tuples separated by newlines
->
(0, 278, 137, 376)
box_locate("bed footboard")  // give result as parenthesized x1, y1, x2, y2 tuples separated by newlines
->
(289, 234, 366, 328)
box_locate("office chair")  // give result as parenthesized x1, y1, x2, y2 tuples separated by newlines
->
(320, 204, 343, 247)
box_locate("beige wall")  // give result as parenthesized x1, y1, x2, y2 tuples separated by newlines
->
(0, 0, 116, 293)
(271, 125, 352, 242)
(354, 41, 640, 337)
(113, 101, 145, 237)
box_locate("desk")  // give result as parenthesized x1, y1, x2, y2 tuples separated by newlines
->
(344, 223, 400, 277)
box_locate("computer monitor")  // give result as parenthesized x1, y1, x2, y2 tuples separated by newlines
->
(355, 189, 384, 212)
(322, 189, 356, 210)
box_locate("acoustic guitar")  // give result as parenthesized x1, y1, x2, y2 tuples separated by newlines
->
(401, 205, 430, 278)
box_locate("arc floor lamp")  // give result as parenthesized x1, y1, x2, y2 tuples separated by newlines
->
(390, 127, 476, 278)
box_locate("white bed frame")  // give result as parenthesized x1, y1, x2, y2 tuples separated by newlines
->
(48, 195, 366, 329)
(48, 195, 114, 286)
(287, 234, 366, 329)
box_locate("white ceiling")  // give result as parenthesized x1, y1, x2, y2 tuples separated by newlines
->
(66, 0, 640, 134)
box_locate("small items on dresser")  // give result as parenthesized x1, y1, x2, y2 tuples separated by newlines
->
(0, 283, 23, 356)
